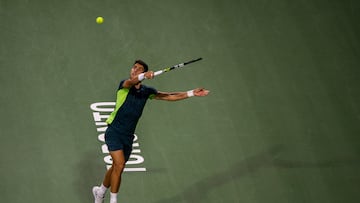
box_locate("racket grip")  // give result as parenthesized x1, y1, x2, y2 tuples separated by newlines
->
(154, 70, 163, 76)
(174, 63, 185, 68)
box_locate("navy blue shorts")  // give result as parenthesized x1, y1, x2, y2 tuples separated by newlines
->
(105, 126, 134, 162)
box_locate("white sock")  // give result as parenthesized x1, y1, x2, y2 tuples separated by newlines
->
(99, 184, 108, 194)
(95, 184, 107, 197)
(110, 192, 117, 203)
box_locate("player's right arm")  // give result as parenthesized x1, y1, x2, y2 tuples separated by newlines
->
(122, 71, 154, 88)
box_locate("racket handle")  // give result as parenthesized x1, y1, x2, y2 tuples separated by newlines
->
(154, 70, 163, 76)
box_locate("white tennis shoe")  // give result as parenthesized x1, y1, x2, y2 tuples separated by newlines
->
(92, 186, 105, 203)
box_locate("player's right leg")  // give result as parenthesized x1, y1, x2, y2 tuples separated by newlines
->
(109, 150, 126, 203)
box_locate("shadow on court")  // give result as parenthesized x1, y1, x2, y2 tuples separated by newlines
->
(154, 145, 360, 203)
(74, 151, 104, 202)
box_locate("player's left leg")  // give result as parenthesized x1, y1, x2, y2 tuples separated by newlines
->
(92, 165, 113, 203)
(102, 166, 113, 187)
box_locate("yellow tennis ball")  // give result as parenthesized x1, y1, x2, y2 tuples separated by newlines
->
(96, 17, 104, 24)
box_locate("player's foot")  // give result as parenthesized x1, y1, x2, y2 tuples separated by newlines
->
(92, 186, 105, 203)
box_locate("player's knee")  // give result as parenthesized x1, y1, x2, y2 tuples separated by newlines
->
(112, 161, 126, 173)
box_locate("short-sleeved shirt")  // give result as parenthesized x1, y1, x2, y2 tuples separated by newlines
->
(106, 79, 157, 140)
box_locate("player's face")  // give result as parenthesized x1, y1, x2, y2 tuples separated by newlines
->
(130, 63, 145, 78)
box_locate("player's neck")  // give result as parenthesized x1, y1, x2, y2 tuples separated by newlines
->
(135, 83, 141, 89)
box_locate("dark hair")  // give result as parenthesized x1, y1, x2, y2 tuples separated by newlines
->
(134, 59, 148, 72)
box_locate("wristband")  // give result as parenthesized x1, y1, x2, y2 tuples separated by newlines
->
(138, 73, 145, 81)
(187, 90, 194, 97)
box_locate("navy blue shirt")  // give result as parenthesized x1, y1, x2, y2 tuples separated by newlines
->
(106, 80, 157, 135)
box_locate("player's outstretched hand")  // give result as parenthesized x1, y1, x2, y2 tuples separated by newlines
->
(194, 88, 210, 97)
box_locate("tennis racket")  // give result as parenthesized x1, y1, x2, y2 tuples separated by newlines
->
(153, 58, 203, 76)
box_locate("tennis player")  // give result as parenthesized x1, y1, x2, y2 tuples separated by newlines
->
(92, 59, 209, 203)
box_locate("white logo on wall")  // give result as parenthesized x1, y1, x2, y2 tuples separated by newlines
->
(90, 102, 146, 172)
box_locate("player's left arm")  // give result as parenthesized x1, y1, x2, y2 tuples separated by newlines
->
(154, 88, 210, 101)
